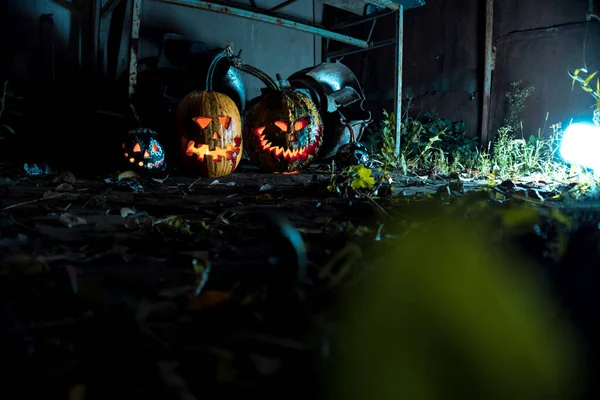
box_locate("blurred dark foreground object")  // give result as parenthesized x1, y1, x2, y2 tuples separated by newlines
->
(331, 213, 582, 400)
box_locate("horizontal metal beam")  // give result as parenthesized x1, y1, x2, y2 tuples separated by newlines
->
(153, 0, 370, 48)
(367, 0, 425, 10)
(367, 0, 399, 10)
(326, 38, 394, 59)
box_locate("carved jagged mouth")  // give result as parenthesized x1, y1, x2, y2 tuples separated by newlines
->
(252, 129, 322, 162)
(186, 141, 240, 163)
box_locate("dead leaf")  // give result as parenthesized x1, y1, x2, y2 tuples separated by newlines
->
(157, 361, 199, 400)
(120, 207, 136, 218)
(255, 193, 274, 201)
(53, 171, 77, 184)
(158, 285, 195, 299)
(55, 183, 74, 192)
(124, 219, 140, 229)
(188, 290, 233, 311)
(118, 171, 140, 181)
(259, 183, 274, 191)
(0, 254, 50, 276)
(250, 355, 283, 376)
(59, 213, 88, 228)
(209, 180, 236, 187)
(179, 250, 210, 259)
(67, 384, 86, 400)
(151, 175, 170, 183)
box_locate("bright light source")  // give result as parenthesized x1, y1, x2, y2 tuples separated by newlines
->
(559, 122, 600, 173)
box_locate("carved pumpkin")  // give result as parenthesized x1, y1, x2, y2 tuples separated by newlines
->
(177, 91, 242, 177)
(244, 89, 323, 173)
(176, 48, 243, 178)
(122, 128, 166, 173)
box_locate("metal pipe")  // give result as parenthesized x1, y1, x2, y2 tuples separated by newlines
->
(366, 18, 377, 42)
(393, 6, 403, 160)
(128, 0, 142, 99)
(326, 38, 394, 59)
(153, 0, 370, 48)
(480, 0, 493, 147)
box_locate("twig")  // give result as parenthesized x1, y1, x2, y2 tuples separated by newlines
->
(359, 192, 391, 219)
(1, 193, 66, 211)
(188, 177, 201, 190)
(0, 80, 7, 120)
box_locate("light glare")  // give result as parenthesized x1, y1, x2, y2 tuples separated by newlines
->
(559, 122, 600, 172)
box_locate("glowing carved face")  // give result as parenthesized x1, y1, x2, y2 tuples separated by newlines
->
(185, 115, 241, 164)
(244, 90, 323, 173)
(122, 128, 166, 171)
(177, 90, 243, 178)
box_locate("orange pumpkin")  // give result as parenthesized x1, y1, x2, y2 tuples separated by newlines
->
(243, 89, 323, 173)
(176, 49, 243, 178)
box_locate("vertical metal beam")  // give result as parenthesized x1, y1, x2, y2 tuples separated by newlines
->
(90, 0, 101, 70)
(480, 0, 494, 147)
(393, 5, 403, 160)
(128, 0, 142, 99)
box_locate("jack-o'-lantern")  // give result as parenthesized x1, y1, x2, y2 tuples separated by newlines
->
(176, 48, 243, 178)
(243, 89, 323, 173)
(122, 128, 166, 173)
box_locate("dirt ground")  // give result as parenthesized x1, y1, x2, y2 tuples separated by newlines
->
(1, 160, 599, 399)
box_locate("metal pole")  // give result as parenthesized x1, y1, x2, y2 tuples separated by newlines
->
(128, 0, 142, 99)
(393, 5, 403, 160)
(480, 0, 493, 147)
(153, 0, 370, 48)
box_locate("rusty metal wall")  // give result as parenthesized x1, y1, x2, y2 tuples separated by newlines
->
(336, 0, 483, 137)
(490, 0, 600, 139)
(339, 0, 599, 142)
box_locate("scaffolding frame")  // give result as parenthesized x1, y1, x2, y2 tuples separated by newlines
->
(93, 0, 425, 159)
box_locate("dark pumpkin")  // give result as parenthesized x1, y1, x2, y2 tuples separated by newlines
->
(243, 89, 323, 173)
(122, 128, 166, 172)
(177, 90, 243, 178)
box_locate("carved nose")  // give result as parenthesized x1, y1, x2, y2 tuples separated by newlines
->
(289, 134, 297, 142)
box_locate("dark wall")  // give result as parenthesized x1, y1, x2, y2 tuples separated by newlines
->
(490, 0, 600, 138)
(336, 0, 482, 137)
(337, 0, 599, 141)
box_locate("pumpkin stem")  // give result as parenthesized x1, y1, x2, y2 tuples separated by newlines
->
(236, 63, 279, 91)
(129, 104, 142, 128)
(207, 45, 279, 92)
(206, 49, 230, 92)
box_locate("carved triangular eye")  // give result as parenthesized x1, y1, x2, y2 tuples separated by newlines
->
(193, 117, 212, 129)
(213, 132, 221, 139)
(218, 116, 231, 129)
(152, 143, 159, 152)
(274, 121, 288, 131)
(294, 119, 309, 131)
(133, 143, 141, 152)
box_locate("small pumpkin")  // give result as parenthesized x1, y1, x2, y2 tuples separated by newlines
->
(243, 87, 323, 173)
(122, 128, 166, 172)
(177, 49, 243, 178)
